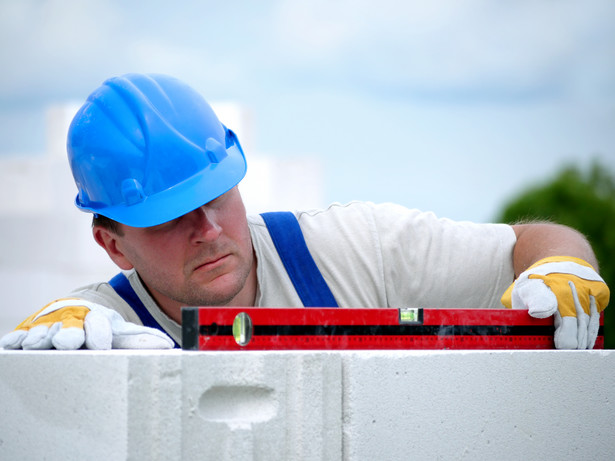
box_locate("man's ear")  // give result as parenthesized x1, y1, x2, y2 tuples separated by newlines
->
(93, 226, 134, 270)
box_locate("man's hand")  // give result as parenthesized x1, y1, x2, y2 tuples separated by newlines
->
(0, 298, 174, 350)
(501, 256, 610, 349)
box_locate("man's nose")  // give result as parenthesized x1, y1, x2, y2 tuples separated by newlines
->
(190, 206, 222, 242)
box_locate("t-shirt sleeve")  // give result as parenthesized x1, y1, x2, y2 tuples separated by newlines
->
(372, 203, 517, 309)
(67, 279, 144, 325)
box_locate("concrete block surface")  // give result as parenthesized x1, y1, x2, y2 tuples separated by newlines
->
(1, 349, 613, 460)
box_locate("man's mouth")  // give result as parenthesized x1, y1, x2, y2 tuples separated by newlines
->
(194, 254, 230, 272)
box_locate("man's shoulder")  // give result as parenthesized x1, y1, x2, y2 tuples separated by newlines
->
(65, 270, 145, 324)
(247, 201, 396, 222)
(247, 201, 431, 242)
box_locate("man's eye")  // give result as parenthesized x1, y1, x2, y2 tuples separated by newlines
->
(208, 195, 225, 207)
(150, 217, 182, 232)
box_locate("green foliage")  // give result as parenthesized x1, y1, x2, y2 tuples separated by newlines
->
(496, 160, 615, 348)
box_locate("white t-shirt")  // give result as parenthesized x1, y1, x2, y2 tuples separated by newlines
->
(69, 202, 517, 345)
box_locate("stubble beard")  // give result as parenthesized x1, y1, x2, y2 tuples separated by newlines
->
(178, 247, 254, 307)
(181, 267, 250, 306)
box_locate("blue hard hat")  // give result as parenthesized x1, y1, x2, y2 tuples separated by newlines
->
(67, 73, 247, 227)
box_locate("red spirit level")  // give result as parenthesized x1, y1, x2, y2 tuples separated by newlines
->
(181, 307, 604, 351)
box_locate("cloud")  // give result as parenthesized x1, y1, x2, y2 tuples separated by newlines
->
(0, 0, 614, 157)
(0, 0, 124, 102)
(2, 0, 614, 106)
(269, 0, 615, 102)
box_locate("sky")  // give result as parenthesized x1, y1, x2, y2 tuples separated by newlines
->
(1, 0, 614, 222)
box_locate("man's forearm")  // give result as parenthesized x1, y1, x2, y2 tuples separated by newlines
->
(511, 223, 598, 278)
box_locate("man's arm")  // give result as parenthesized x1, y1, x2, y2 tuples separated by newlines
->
(511, 223, 598, 276)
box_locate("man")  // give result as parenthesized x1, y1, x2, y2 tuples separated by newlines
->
(0, 73, 609, 351)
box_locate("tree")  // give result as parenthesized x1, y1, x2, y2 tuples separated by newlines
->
(495, 160, 615, 348)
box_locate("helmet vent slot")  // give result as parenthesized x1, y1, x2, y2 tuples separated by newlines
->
(205, 138, 228, 164)
(121, 178, 146, 205)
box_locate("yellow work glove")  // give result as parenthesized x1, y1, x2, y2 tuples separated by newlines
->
(501, 256, 610, 349)
(0, 298, 174, 350)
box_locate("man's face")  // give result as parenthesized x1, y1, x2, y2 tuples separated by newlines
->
(97, 187, 255, 311)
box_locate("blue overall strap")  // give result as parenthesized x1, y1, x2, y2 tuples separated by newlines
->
(260, 211, 338, 308)
(108, 272, 179, 348)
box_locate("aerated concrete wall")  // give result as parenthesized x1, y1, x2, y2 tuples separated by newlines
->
(1, 349, 613, 460)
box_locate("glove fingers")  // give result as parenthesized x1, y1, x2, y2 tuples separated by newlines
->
(516, 278, 558, 318)
(52, 327, 86, 350)
(104, 309, 174, 349)
(553, 310, 562, 330)
(569, 281, 589, 349)
(112, 332, 175, 349)
(587, 296, 600, 350)
(112, 320, 175, 349)
(0, 330, 28, 349)
(22, 323, 60, 350)
(553, 315, 578, 349)
(84, 310, 113, 350)
(112, 318, 163, 336)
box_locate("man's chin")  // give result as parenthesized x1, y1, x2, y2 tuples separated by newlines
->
(187, 274, 245, 306)
(187, 254, 253, 306)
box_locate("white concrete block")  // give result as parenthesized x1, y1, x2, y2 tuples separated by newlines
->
(0, 350, 343, 461)
(0, 351, 130, 461)
(341, 350, 615, 460)
(124, 352, 184, 460)
(180, 351, 342, 461)
(1, 349, 613, 461)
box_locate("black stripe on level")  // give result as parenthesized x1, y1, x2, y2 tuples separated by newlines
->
(199, 324, 575, 337)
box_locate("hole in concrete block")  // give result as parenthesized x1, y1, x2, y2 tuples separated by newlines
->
(199, 385, 278, 423)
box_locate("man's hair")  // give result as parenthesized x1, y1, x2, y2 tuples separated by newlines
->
(92, 214, 124, 235)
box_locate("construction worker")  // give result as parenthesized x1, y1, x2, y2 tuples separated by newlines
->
(0, 73, 609, 351)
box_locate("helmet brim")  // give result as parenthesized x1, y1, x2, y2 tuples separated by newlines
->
(77, 144, 247, 228)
